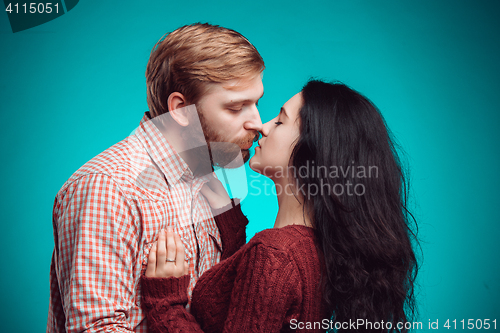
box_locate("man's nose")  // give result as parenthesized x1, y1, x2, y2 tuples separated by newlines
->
(260, 119, 272, 137)
(244, 104, 263, 132)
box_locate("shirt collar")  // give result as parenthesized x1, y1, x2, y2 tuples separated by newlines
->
(135, 112, 215, 189)
(135, 112, 190, 186)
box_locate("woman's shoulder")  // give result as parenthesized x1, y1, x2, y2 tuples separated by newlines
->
(238, 225, 321, 278)
(247, 225, 316, 253)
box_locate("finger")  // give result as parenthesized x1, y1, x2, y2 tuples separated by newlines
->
(174, 233, 185, 270)
(206, 176, 231, 201)
(209, 178, 226, 194)
(157, 229, 167, 263)
(166, 227, 176, 262)
(145, 243, 157, 277)
(204, 174, 217, 189)
(200, 184, 216, 200)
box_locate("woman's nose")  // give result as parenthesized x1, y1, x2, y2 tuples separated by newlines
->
(260, 120, 273, 137)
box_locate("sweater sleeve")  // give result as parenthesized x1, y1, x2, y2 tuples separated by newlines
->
(212, 201, 249, 260)
(141, 275, 205, 333)
(191, 242, 302, 333)
(141, 241, 302, 333)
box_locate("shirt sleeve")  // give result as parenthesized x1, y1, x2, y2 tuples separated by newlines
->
(52, 173, 140, 332)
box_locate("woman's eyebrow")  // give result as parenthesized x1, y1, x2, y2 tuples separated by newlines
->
(280, 107, 289, 119)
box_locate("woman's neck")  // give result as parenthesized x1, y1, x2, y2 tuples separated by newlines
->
(273, 179, 313, 229)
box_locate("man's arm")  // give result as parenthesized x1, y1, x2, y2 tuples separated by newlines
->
(52, 173, 141, 332)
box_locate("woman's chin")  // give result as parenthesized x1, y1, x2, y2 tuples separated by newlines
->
(249, 155, 259, 172)
(249, 156, 268, 176)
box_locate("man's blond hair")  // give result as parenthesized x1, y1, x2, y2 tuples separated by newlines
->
(146, 23, 265, 118)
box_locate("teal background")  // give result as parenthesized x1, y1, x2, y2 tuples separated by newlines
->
(1, 0, 499, 331)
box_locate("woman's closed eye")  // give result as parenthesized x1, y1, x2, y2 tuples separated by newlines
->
(275, 121, 282, 126)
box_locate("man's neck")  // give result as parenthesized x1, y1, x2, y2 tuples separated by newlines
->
(155, 119, 208, 176)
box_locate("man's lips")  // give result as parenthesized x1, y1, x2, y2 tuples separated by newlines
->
(241, 142, 253, 150)
(240, 133, 260, 150)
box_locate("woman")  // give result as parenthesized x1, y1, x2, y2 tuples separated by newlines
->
(141, 80, 418, 332)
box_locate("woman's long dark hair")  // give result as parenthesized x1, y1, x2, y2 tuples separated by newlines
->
(290, 80, 418, 332)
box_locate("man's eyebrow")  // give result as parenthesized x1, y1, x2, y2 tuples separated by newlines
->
(223, 91, 264, 106)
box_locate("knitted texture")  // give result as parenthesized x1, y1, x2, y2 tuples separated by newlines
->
(212, 200, 248, 260)
(141, 205, 328, 332)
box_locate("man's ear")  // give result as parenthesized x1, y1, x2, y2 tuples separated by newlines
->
(167, 92, 190, 127)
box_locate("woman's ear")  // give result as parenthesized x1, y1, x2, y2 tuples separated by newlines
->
(167, 92, 190, 127)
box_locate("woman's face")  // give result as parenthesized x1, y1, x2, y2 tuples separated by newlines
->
(249, 92, 302, 180)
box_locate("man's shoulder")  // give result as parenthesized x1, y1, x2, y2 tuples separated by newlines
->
(75, 136, 140, 173)
(57, 135, 163, 200)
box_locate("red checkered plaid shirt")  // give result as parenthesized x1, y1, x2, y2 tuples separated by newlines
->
(47, 113, 222, 332)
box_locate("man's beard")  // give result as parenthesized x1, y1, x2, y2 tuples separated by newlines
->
(188, 105, 258, 168)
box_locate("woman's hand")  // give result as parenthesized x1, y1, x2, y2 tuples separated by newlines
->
(200, 175, 232, 209)
(145, 228, 188, 278)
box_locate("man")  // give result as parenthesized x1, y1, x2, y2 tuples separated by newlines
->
(48, 23, 264, 332)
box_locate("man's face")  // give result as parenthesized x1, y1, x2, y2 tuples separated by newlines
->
(196, 75, 264, 166)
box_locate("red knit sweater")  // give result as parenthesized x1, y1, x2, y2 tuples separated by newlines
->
(141, 204, 329, 332)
